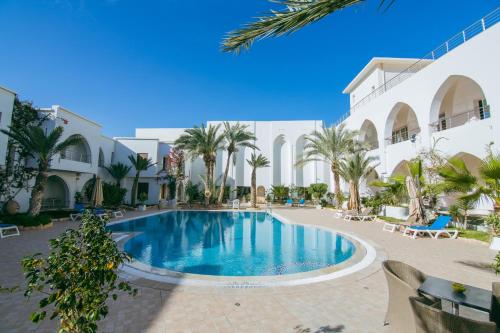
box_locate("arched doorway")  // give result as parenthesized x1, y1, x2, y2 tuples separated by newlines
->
(273, 135, 290, 185)
(430, 75, 488, 132)
(385, 103, 420, 145)
(42, 175, 69, 209)
(391, 160, 411, 177)
(257, 186, 266, 204)
(359, 119, 379, 150)
(61, 134, 92, 163)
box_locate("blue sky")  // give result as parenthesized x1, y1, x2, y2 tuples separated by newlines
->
(0, 1, 496, 137)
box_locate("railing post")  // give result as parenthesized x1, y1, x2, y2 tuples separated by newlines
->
(431, 51, 435, 60)
(462, 30, 466, 42)
(445, 41, 449, 53)
(481, 18, 486, 31)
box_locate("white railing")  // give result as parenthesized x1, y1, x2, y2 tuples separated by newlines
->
(334, 7, 499, 127)
(430, 106, 491, 132)
(385, 127, 421, 145)
(61, 149, 91, 163)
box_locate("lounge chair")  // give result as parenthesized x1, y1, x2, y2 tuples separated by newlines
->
(344, 208, 376, 221)
(410, 296, 496, 333)
(93, 207, 108, 221)
(0, 223, 20, 238)
(403, 215, 457, 239)
(70, 204, 86, 222)
(382, 260, 429, 333)
(285, 198, 293, 207)
(298, 198, 305, 207)
(112, 209, 124, 218)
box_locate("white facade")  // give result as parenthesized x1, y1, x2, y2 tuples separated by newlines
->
(0, 86, 16, 167)
(341, 20, 500, 210)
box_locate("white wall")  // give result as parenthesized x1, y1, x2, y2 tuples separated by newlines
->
(0, 87, 16, 167)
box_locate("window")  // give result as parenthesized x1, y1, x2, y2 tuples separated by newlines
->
(392, 126, 408, 144)
(137, 153, 148, 160)
(137, 182, 149, 200)
(438, 113, 447, 131)
(476, 99, 490, 120)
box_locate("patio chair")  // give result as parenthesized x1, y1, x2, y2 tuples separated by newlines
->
(0, 223, 20, 238)
(490, 282, 500, 328)
(403, 215, 457, 239)
(232, 199, 240, 210)
(382, 260, 429, 333)
(285, 198, 293, 207)
(410, 296, 496, 333)
(298, 198, 305, 207)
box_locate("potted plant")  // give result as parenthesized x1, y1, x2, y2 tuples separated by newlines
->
(485, 214, 500, 250)
(137, 192, 148, 211)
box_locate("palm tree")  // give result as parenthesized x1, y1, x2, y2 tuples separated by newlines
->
(339, 150, 378, 211)
(128, 154, 155, 206)
(105, 162, 132, 187)
(247, 153, 270, 208)
(217, 122, 258, 205)
(222, 0, 394, 53)
(0, 126, 82, 216)
(175, 124, 225, 206)
(298, 123, 357, 207)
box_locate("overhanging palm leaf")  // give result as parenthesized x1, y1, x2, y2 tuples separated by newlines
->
(223, 0, 395, 53)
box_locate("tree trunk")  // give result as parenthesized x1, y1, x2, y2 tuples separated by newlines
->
(204, 162, 211, 207)
(217, 151, 233, 205)
(348, 181, 360, 212)
(251, 168, 257, 208)
(131, 172, 140, 206)
(331, 163, 341, 208)
(28, 171, 48, 216)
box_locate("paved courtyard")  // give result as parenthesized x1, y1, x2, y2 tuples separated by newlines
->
(1, 208, 499, 332)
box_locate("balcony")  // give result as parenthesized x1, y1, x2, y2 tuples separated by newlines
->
(430, 106, 490, 132)
(61, 149, 91, 163)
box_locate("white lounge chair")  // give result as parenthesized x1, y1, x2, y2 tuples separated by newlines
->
(0, 223, 20, 238)
(382, 222, 400, 233)
(112, 210, 124, 218)
(344, 208, 376, 221)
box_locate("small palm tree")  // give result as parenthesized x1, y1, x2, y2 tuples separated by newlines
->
(105, 162, 132, 187)
(1, 126, 83, 216)
(247, 153, 270, 208)
(298, 123, 357, 207)
(217, 122, 258, 205)
(128, 154, 155, 206)
(223, 0, 394, 53)
(175, 124, 225, 206)
(339, 150, 378, 211)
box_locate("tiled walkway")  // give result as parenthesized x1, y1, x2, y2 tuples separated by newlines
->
(1, 208, 499, 332)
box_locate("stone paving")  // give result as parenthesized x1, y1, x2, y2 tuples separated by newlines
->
(1, 207, 499, 332)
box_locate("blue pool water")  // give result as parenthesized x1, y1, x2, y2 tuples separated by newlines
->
(108, 211, 356, 276)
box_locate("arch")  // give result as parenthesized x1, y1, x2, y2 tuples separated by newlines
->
(450, 152, 483, 178)
(295, 135, 306, 186)
(384, 103, 420, 145)
(359, 119, 379, 150)
(273, 134, 290, 185)
(61, 134, 91, 163)
(257, 185, 266, 204)
(98, 148, 105, 167)
(429, 75, 488, 132)
(82, 178, 95, 203)
(363, 169, 380, 195)
(42, 175, 69, 209)
(391, 160, 411, 177)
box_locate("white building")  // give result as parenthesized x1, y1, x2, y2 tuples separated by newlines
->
(1, 8, 498, 213)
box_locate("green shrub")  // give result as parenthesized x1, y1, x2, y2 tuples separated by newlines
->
(102, 182, 127, 207)
(185, 181, 200, 203)
(485, 214, 500, 236)
(0, 213, 51, 227)
(271, 185, 289, 201)
(307, 183, 328, 201)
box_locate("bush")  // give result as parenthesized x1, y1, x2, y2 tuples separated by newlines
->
(185, 181, 200, 203)
(485, 214, 500, 236)
(307, 183, 328, 201)
(271, 185, 289, 202)
(102, 182, 127, 207)
(0, 213, 51, 227)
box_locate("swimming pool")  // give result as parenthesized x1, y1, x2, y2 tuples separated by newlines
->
(108, 211, 356, 277)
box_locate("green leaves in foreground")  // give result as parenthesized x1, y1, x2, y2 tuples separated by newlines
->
(22, 212, 137, 333)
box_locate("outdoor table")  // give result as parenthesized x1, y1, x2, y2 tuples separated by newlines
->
(418, 276, 492, 316)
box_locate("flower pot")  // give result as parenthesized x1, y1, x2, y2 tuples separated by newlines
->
(4, 200, 20, 215)
(490, 236, 500, 251)
(138, 205, 147, 212)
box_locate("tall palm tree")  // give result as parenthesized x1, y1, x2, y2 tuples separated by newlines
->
(128, 154, 155, 206)
(217, 122, 258, 205)
(339, 150, 378, 211)
(105, 162, 132, 187)
(247, 153, 270, 208)
(298, 123, 357, 207)
(1, 126, 82, 216)
(175, 124, 225, 206)
(222, 0, 394, 53)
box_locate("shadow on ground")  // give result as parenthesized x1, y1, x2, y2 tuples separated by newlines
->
(456, 260, 494, 273)
(294, 324, 346, 333)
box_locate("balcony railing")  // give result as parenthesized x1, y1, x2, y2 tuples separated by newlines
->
(42, 198, 69, 210)
(61, 149, 91, 163)
(430, 106, 491, 132)
(385, 128, 421, 145)
(334, 7, 499, 126)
